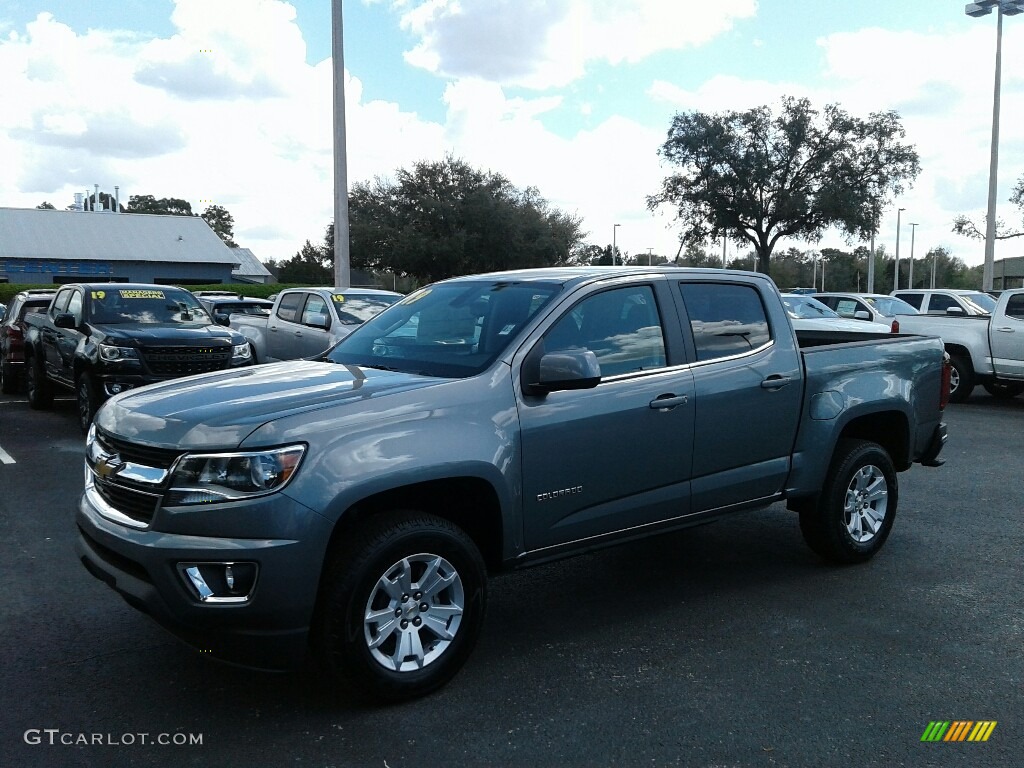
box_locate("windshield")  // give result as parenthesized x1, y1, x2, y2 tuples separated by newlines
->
(87, 288, 212, 324)
(864, 296, 919, 316)
(331, 293, 402, 325)
(960, 292, 997, 314)
(326, 280, 562, 378)
(781, 295, 839, 319)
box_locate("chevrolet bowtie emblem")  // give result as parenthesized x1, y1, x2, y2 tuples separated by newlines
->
(95, 453, 125, 478)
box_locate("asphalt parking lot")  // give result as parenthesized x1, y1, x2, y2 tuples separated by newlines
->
(1, 388, 1021, 768)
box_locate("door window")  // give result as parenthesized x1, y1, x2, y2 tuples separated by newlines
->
(1005, 294, 1024, 320)
(898, 293, 924, 310)
(544, 286, 666, 376)
(678, 283, 771, 361)
(301, 295, 331, 328)
(927, 294, 959, 314)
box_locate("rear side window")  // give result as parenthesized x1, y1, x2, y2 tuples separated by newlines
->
(276, 293, 304, 323)
(679, 283, 771, 362)
(898, 293, 924, 310)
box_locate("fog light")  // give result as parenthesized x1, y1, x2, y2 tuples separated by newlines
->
(179, 562, 258, 603)
(104, 382, 135, 396)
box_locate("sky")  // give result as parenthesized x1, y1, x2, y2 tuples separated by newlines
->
(1, 0, 1023, 271)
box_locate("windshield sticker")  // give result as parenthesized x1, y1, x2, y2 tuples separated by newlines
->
(119, 289, 165, 299)
(90, 290, 106, 299)
(332, 294, 346, 303)
(400, 288, 431, 306)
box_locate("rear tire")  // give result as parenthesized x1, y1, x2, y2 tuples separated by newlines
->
(25, 354, 53, 410)
(947, 354, 974, 403)
(313, 511, 487, 703)
(800, 439, 898, 564)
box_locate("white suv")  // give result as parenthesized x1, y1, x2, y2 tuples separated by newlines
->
(891, 289, 996, 316)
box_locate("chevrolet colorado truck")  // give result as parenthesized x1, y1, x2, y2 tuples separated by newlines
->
(894, 287, 1024, 401)
(231, 286, 401, 363)
(76, 268, 948, 702)
(24, 283, 251, 432)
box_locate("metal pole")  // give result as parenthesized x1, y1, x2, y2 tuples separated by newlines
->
(647, 247, 653, 266)
(894, 208, 905, 291)
(908, 223, 918, 288)
(332, 0, 351, 288)
(612, 224, 620, 266)
(868, 230, 876, 293)
(981, 6, 1004, 293)
(931, 251, 937, 288)
(722, 238, 727, 269)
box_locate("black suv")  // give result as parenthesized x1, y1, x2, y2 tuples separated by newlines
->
(1, 289, 57, 393)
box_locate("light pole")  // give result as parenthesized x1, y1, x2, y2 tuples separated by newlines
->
(332, 0, 351, 288)
(965, 1, 1024, 291)
(647, 247, 654, 266)
(893, 207, 905, 291)
(612, 224, 621, 266)
(908, 223, 919, 288)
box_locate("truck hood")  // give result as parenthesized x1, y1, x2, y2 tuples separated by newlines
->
(94, 360, 449, 449)
(92, 322, 242, 345)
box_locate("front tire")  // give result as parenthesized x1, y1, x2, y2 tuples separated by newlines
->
(947, 354, 974, 403)
(25, 354, 53, 410)
(76, 373, 100, 434)
(983, 381, 1024, 399)
(313, 511, 487, 703)
(0, 359, 17, 394)
(800, 439, 898, 564)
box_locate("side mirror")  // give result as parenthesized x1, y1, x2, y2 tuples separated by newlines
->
(945, 307, 965, 316)
(854, 310, 871, 320)
(308, 314, 329, 330)
(214, 313, 230, 326)
(54, 313, 78, 329)
(523, 347, 601, 395)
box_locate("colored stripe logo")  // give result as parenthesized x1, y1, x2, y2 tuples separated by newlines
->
(921, 721, 997, 742)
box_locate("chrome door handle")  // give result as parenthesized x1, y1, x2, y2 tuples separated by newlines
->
(994, 327, 1014, 333)
(761, 375, 793, 389)
(649, 394, 689, 410)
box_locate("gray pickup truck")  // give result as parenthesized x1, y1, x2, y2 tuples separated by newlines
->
(231, 286, 401, 363)
(76, 268, 948, 702)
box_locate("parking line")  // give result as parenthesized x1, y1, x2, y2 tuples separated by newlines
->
(0, 445, 14, 464)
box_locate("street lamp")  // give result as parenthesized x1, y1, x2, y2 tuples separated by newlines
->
(908, 223, 919, 288)
(894, 207, 905, 291)
(612, 224, 621, 266)
(965, 0, 1024, 291)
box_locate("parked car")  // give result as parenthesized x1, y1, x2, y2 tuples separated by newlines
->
(815, 293, 920, 331)
(23, 283, 252, 432)
(78, 267, 948, 702)
(892, 289, 996, 316)
(895, 288, 1024, 401)
(232, 287, 402, 363)
(780, 294, 894, 333)
(197, 297, 275, 327)
(1, 289, 57, 393)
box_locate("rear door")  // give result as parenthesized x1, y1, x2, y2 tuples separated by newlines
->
(672, 280, 803, 513)
(518, 278, 695, 551)
(266, 291, 305, 360)
(990, 292, 1024, 380)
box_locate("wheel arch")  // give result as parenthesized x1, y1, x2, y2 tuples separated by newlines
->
(324, 477, 505, 575)
(837, 410, 910, 471)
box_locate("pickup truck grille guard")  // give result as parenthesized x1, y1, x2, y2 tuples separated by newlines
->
(88, 427, 184, 528)
(140, 345, 231, 376)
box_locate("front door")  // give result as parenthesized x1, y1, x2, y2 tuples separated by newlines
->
(518, 282, 695, 552)
(990, 293, 1024, 380)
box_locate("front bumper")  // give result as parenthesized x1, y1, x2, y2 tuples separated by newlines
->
(76, 488, 333, 670)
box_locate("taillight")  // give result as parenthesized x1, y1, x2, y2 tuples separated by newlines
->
(939, 354, 951, 410)
(890, 319, 899, 333)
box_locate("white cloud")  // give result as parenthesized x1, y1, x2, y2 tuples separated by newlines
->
(396, 0, 758, 89)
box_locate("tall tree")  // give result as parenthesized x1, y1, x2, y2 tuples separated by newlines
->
(648, 96, 921, 274)
(276, 240, 332, 284)
(36, 201, 56, 210)
(201, 204, 238, 247)
(348, 155, 585, 283)
(125, 194, 194, 216)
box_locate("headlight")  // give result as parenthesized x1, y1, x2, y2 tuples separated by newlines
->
(232, 343, 252, 361)
(164, 445, 305, 506)
(99, 344, 138, 361)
